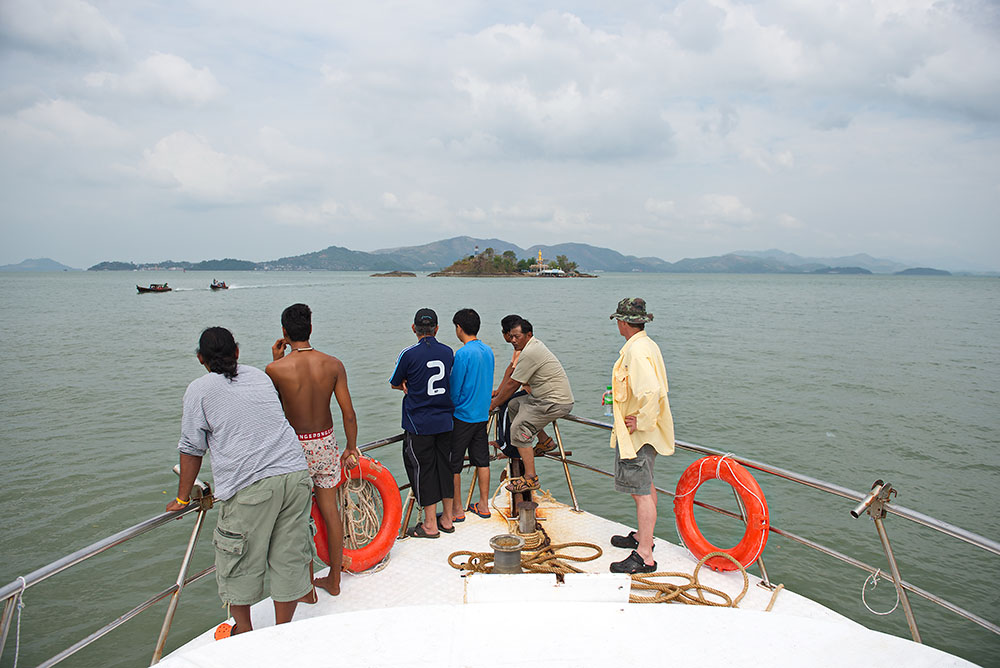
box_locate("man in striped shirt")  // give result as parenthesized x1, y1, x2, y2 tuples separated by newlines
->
(168, 327, 313, 638)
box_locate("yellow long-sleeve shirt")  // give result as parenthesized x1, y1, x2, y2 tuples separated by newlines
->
(610, 330, 675, 459)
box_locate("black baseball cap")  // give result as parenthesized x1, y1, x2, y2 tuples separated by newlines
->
(414, 308, 438, 326)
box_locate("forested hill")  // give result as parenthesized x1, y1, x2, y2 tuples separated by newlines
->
(84, 237, 947, 274)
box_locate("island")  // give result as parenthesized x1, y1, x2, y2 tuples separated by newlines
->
(370, 270, 416, 277)
(894, 267, 951, 276)
(429, 248, 596, 278)
(811, 266, 872, 275)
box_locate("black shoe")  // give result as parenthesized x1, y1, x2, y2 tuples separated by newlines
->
(610, 550, 656, 574)
(610, 531, 655, 551)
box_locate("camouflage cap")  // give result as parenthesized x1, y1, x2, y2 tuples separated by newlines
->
(610, 297, 653, 324)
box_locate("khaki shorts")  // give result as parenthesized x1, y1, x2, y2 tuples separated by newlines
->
(213, 470, 313, 605)
(507, 395, 573, 447)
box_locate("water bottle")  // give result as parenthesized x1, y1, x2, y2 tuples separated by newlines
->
(602, 385, 613, 416)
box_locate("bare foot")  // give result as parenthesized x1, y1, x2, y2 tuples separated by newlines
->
(313, 575, 341, 596)
(296, 588, 318, 604)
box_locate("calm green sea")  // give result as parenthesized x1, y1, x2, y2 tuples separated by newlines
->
(1, 271, 998, 666)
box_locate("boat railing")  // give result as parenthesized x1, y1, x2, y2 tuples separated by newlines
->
(2, 419, 998, 667)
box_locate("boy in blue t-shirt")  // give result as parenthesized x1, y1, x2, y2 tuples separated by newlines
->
(390, 308, 455, 538)
(444, 308, 495, 522)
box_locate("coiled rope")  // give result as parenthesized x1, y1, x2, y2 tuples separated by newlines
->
(447, 545, 784, 610)
(339, 474, 390, 574)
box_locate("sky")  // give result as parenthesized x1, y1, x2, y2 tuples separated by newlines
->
(1, 1, 998, 271)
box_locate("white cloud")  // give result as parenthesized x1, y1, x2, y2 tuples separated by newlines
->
(0, 99, 126, 147)
(0, 0, 126, 58)
(777, 213, 804, 230)
(138, 131, 281, 202)
(271, 200, 342, 227)
(85, 53, 224, 105)
(697, 193, 754, 225)
(645, 198, 677, 217)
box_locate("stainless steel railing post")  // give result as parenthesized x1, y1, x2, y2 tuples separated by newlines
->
(0, 595, 16, 663)
(150, 504, 210, 664)
(854, 481, 921, 643)
(550, 421, 581, 512)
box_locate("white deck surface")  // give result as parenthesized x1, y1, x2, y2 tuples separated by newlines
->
(160, 491, 976, 667)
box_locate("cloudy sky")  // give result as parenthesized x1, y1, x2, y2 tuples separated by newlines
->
(1, 1, 998, 270)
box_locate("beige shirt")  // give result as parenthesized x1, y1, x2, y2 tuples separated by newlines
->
(511, 336, 574, 405)
(610, 331, 674, 458)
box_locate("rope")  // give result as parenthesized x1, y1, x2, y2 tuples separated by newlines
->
(336, 474, 391, 575)
(861, 569, 899, 615)
(448, 542, 603, 575)
(12, 575, 26, 668)
(340, 474, 380, 549)
(486, 478, 548, 549)
(447, 545, 784, 611)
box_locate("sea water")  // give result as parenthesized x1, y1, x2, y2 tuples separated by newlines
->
(1, 271, 998, 666)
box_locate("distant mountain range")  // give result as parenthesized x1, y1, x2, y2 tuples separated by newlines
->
(0, 258, 80, 272)
(6, 238, 964, 274)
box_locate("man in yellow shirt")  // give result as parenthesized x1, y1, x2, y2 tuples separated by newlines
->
(608, 298, 675, 574)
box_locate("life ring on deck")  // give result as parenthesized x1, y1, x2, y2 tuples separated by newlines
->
(311, 456, 402, 573)
(674, 455, 769, 572)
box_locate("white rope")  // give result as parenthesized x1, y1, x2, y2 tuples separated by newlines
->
(12, 575, 27, 668)
(340, 474, 381, 550)
(861, 569, 900, 616)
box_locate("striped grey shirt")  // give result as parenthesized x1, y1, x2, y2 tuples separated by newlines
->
(178, 364, 307, 501)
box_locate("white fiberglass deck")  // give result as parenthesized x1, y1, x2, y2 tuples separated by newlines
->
(160, 492, 976, 667)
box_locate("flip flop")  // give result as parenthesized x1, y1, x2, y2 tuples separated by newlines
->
(406, 524, 440, 539)
(214, 622, 235, 640)
(437, 512, 464, 523)
(437, 522, 455, 533)
(468, 502, 491, 519)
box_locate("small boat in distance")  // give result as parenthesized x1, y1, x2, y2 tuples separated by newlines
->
(136, 283, 171, 293)
(210, 280, 228, 290)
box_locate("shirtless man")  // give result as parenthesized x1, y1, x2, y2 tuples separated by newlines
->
(266, 303, 361, 596)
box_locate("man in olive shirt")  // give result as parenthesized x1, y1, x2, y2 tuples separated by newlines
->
(490, 318, 574, 492)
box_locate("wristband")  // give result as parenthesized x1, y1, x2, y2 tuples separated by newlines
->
(175, 497, 190, 505)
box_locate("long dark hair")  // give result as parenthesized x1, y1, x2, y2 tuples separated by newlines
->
(197, 327, 239, 380)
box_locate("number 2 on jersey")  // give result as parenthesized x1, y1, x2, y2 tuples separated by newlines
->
(426, 360, 446, 396)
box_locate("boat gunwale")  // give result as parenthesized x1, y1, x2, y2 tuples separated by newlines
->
(2, 418, 998, 666)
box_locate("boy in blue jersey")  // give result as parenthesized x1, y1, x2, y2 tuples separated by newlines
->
(390, 308, 455, 538)
(444, 308, 495, 522)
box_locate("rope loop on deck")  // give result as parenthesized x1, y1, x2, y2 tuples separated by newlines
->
(448, 546, 784, 611)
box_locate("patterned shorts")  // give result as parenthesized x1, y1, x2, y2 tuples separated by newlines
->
(297, 427, 342, 489)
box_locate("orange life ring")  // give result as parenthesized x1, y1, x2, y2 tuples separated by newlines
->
(311, 456, 402, 573)
(673, 455, 769, 572)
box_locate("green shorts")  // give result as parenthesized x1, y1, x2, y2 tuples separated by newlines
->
(213, 470, 313, 605)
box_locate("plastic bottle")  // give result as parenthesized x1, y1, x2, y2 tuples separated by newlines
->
(602, 385, 613, 416)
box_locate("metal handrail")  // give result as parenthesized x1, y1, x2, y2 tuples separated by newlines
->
(3, 422, 998, 666)
(563, 414, 1000, 557)
(0, 436, 406, 666)
(541, 441, 1000, 636)
(0, 504, 202, 603)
